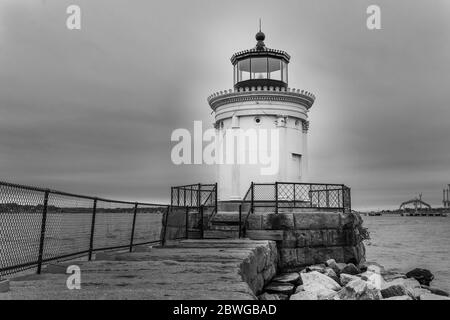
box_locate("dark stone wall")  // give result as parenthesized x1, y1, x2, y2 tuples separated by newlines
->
(245, 211, 366, 272)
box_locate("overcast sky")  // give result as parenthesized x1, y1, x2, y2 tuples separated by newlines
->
(0, 0, 449, 210)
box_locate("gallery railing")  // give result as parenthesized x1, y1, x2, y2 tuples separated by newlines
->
(0, 180, 168, 278)
(238, 182, 351, 237)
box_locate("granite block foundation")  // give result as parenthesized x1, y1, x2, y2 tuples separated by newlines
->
(246, 211, 365, 272)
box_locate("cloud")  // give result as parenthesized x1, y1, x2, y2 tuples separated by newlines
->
(0, 0, 449, 209)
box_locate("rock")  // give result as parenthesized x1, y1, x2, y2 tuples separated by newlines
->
(340, 274, 360, 286)
(301, 271, 342, 291)
(406, 268, 434, 286)
(272, 273, 301, 285)
(381, 284, 409, 298)
(264, 282, 294, 295)
(258, 293, 280, 300)
(341, 263, 360, 275)
(409, 288, 430, 300)
(303, 283, 337, 300)
(420, 293, 450, 300)
(290, 290, 318, 300)
(304, 264, 327, 273)
(337, 279, 382, 300)
(326, 259, 336, 267)
(362, 271, 385, 290)
(382, 270, 407, 282)
(274, 293, 289, 300)
(383, 295, 413, 300)
(323, 268, 339, 284)
(326, 259, 341, 275)
(294, 285, 304, 293)
(420, 285, 449, 297)
(384, 277, 421, 291)
(359, 261, 385, 274)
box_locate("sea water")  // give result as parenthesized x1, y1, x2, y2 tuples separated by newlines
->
(362, 215, 450, 292)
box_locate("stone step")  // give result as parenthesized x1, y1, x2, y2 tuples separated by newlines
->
(212, 212, 241, 222)
(209, 224, 240, 231)
(203, 230, 240, 239)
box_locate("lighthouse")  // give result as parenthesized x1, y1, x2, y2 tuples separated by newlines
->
(207, 30, 316, 201)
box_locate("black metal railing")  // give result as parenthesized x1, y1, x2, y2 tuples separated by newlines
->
(0, 180, 168, 278)
(170, 183, 218, 238)
(238, 182, 352, 237)
(170, 183, 217, 208)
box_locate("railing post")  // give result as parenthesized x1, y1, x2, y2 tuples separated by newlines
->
(251, 182, 254, 212)
(275, 182, 279, 214)
(349, 187, 352, 212)
(177, 188, 180, 206)
(197, 183, 201, 207)
(184, 187, 186, 207)
(185, 207, 189, 239)
(37, 190, 49, 274)
(199, 205, 204, 239)
(129, 203, 138, 252)
(293, 184, 296, 208)
(161, 205, 170, 246)
(238, 204, 242, 238)
(215, 182, 218, 214)
(88, 198, 97, 260)
(326, 185, 330, 208)
(171, 187, 173, 206)
(341, 185, 345, 213)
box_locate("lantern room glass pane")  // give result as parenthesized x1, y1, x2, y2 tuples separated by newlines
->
(237, 59, 251, 82)
(251, 57, 268, 80)
(282, 61, 288, 83)
(268, 58, 282, 81)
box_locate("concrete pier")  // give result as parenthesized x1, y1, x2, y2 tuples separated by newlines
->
(0, 239, 277, 300)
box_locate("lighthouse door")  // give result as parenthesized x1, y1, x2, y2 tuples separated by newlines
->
(291, 153, 302, 180)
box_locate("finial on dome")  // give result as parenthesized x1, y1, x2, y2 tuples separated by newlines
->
(255, 18, 266, 50)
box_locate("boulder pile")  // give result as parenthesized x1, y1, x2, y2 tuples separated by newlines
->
(259, 260, 449, 300)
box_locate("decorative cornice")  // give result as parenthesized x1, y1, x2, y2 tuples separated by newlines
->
(207, 86, 316, 111)
(230, 47, 290, 65)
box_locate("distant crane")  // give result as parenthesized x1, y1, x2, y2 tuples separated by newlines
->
(443, 185, 450, 208)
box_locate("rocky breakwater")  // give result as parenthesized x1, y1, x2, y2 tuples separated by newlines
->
(259, 261, 450, 300)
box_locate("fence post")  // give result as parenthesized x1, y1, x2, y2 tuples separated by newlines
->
(214, 182, 218, 214)
(293, 184, 296, 208)
(326, 185, 330, 208)
(171, 187, 173, 206)
(88, 198, 97, 261)
(177, 188, 180, 206)
(341, 185, 345, 213)
(197, 183, 201, 207)
(275, 182, 279, 214)
(199, 205, 204, 239)
(129, 203, 138, 252)
(37, 190, 49, 274)
(238, 204, 242, 238)
(161, 205, 170, 246)
(250, 182, 254, 211)
(185, 207, 189, 239)
(348, 187, 352, 212)
(184, 188, 186, 207)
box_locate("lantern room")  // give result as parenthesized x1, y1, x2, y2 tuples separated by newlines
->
(231, 31, 290, 89)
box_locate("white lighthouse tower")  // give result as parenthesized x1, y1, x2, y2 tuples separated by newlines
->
(208, 30, 316, 201)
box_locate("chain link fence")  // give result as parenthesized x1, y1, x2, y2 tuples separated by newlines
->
(0, 181, 167, 278)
